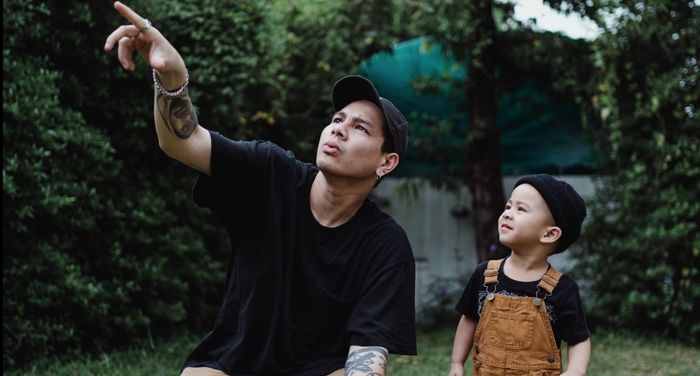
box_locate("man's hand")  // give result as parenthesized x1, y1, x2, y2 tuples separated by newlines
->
(103, 1, 209, 171)
(103, 1, 186, 88)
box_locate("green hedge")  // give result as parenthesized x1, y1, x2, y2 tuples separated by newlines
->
(3, 1, 231, 368)
(571, 1, 700, 345)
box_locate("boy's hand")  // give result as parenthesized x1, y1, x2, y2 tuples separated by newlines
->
(448, 362, 464, 376)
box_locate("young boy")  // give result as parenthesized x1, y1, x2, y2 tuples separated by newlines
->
(449, 174, 591, 376)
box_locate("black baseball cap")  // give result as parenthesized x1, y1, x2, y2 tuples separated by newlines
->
(331, 75, 408, 159)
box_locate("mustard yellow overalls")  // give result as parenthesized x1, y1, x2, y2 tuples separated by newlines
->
(472, 258, 563, 376)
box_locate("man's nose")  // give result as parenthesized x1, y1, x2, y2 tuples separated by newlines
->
(331, 122, 347, 138)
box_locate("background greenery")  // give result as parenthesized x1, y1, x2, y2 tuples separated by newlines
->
(3, 0, 698, 371)
(569, 0, 700, 345)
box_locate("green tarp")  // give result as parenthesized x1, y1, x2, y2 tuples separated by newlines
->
(357, 37, 596, 176)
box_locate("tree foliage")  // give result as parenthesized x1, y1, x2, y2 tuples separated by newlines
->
(567, 0, 700, 344)
(3, 1, 229, 368)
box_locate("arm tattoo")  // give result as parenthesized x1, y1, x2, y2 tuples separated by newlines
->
(345, 347, 388, 376)
(155, 89, 198, 138)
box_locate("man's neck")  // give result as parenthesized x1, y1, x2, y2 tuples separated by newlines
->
(310, 171, 373, 228)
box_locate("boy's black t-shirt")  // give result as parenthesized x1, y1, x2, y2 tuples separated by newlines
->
(455, 258, 590, 348)
(183, 132, 416, 375)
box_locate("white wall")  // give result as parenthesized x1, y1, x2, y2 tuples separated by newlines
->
(371, 175, 596, 306)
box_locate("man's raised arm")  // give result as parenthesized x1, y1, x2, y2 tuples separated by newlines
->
(104, 1, 211, 174)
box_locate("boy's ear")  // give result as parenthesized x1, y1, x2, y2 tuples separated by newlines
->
(541, 226, 562, 245)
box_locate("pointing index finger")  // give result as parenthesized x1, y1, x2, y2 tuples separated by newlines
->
(113, 1, 148, 30)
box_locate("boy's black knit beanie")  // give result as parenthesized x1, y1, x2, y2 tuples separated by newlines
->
(514, 174, 587, 254)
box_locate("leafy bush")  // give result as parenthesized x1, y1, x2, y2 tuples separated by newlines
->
(416, 275, 465, 330)
(1, 0, 256, 368)
(570, 1, 700, 345)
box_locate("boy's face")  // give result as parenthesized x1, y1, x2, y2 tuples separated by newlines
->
(498, 184, 558, 251)
(316, 100, 388, 180)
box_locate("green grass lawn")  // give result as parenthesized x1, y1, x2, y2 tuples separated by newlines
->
(390, 327, 700, 375)
(7, 328, 699, 375)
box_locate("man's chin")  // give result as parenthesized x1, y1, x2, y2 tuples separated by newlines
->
(316, 162, 340, 176)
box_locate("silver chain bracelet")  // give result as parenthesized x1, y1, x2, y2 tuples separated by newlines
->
(152, 68, 189, 97)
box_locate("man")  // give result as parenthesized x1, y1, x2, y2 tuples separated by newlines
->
(104, 2, 416, 375)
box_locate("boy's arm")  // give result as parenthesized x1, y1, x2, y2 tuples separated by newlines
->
(561, 338, 591, 376)
(449, 315, 476, 376)
(344, 346, 387, 375)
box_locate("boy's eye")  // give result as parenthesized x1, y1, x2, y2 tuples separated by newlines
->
(518, 207, 526, 212)
(505, 204, 511, 210)
(332, 118, 342, 123)
(356, 125, 368, 133)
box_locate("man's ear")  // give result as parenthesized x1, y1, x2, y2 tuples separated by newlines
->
(376, 152, 399, 178)
(541, 226, 562, 245)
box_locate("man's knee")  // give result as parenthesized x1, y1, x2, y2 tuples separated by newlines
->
(180, 367, 229, 376)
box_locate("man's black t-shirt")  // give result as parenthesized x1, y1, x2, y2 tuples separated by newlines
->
(455, 258, 590, 348)
(183, 132, 416, 375)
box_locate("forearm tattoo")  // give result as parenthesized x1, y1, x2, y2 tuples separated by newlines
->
(345, 347, 388, 376)
(155, 89, 198, 138)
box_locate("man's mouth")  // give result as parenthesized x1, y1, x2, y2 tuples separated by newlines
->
(322, 141, 340, 154)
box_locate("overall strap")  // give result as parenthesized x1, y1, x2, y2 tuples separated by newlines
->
(537, 264, 563, 295)
(483, 258, 504, 286)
